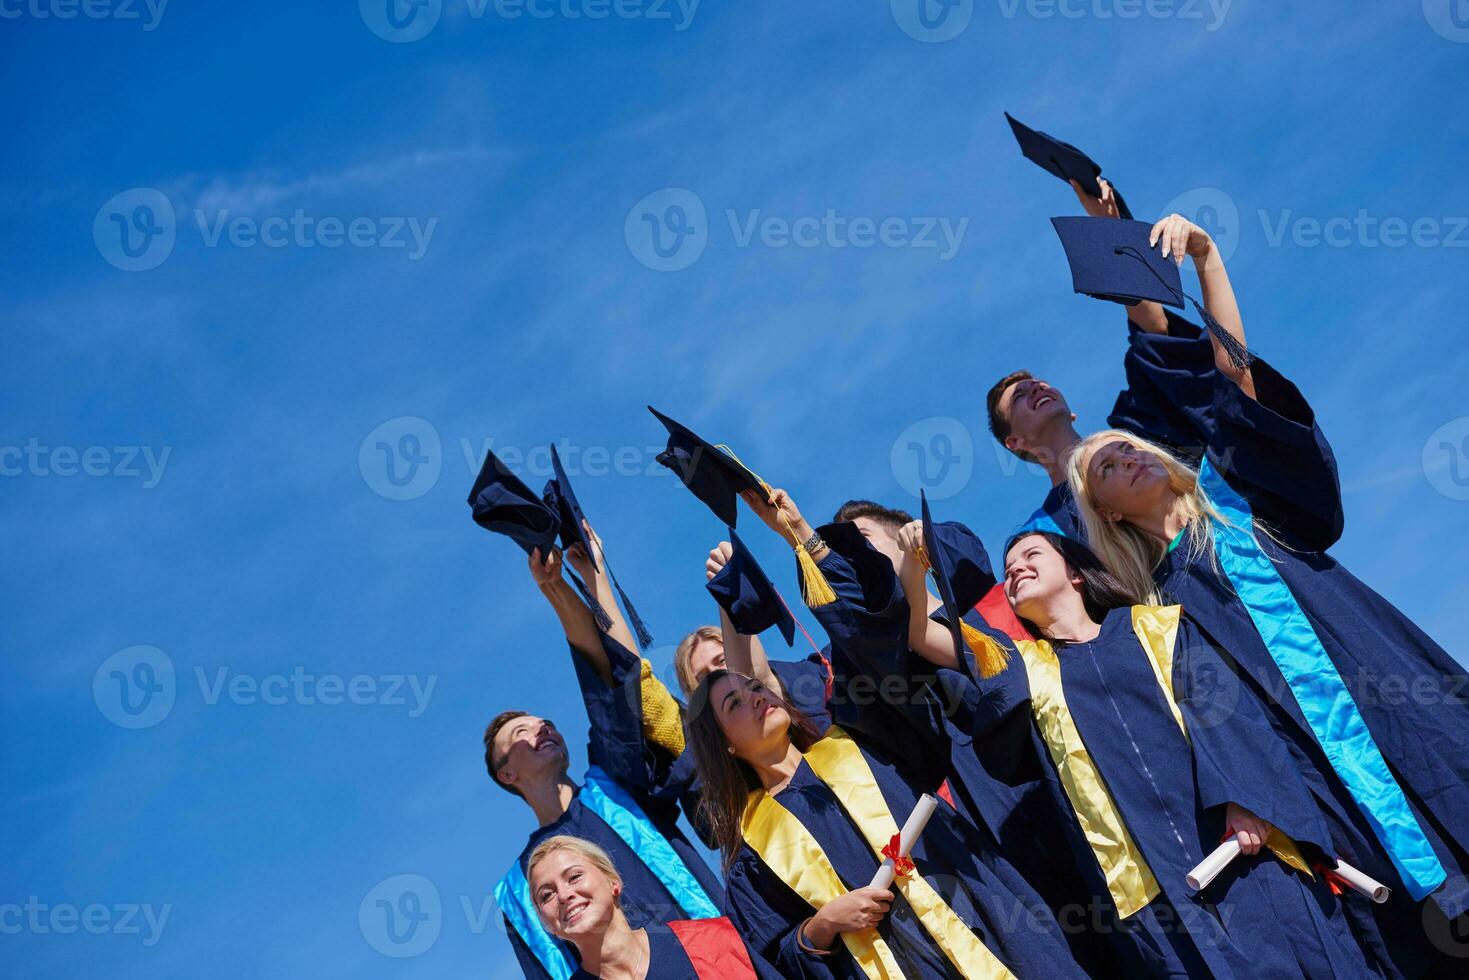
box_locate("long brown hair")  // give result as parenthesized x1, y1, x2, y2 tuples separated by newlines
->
(1006, 531, 1142, 637)
(685, 669, 822, 870)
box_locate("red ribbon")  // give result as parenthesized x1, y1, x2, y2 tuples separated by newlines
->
(882, 834, 914, 878)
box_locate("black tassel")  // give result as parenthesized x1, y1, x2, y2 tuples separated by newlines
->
(607, 561, 653, 650)
(1192, 299, 1254, 372)
(569, 573, 613, 632)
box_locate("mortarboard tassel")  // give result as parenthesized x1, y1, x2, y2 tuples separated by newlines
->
(961, 620, 1011, 679)
(715, 444, 837, 608)
(605, 558, 654, 650)
(1114, 244, 1254, 372)
(568, 572, 615, 632)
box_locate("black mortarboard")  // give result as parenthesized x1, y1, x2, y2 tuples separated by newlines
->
(1050, 216, 1184, 308)
(649, 407, 764, 528)
(649, 406, 837, 607)
(706, 530, 796, 647)
(542, 444, 653, 649)
(1051, 216, 1253, 369)
(1005, 112, 1132, 219)
(920, 492, 1010, 678)
(467, 448, 560, 555)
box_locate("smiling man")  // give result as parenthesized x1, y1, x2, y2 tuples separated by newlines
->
(485, 541, 724, 980)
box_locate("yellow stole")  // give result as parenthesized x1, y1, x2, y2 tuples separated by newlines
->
(740, 727, 1015, 980)
(1021, 605, 1310, 919)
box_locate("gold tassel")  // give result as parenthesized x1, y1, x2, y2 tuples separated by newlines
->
(715, 443, 837, 608)
(638, 658, 686, 756)
(962, 620, 1011, 679)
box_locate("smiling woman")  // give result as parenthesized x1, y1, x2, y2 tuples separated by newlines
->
(527, 836, 777, 980)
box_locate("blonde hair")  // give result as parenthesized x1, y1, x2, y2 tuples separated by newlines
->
(1066, 430, 1232, 602)
(526, 835, 623, 903)
(674, 626, 723, 696)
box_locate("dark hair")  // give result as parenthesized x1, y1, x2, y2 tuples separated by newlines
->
(1006, 531, 1140, 634)
(484, 709, 530, 797)
(831, 499, 913, 531)
(986, 370, 1039, 464)
(685, 670, 822, 870)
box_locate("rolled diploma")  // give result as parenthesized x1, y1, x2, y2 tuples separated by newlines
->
(1186, 835, 1242, 891)
(1330, 860, 1391, 904)
(870, 794, 939, 889)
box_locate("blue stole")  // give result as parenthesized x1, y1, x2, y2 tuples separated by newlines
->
(1015, 505, 1066, 539)
(1198, 458, 1447, 899)
(494, 767, 721, 978)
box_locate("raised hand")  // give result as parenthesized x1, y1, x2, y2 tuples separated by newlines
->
(529, 547, 563, 587)
(1150, 213, 1216, 266)
(1070, 177, 1122, 219)
(707, 541, 733, 582)
(740, 486, 806, 537)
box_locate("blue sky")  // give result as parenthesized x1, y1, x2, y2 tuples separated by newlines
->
(4, 3, 1468, 976)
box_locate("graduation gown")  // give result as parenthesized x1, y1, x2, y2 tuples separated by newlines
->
(499, 634, 725, 980)
(722, 525, 1086, 978)
(770, 651, 834, 736)
(569, 919, 782, 980)
(962, 601, 1375, 979)
(1154, 358, 1469, 931)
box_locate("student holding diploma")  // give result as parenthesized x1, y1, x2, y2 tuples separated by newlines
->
(908, 518, 1379, 978)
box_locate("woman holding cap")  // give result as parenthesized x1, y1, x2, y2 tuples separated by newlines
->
(1066, 215, 1469, 967)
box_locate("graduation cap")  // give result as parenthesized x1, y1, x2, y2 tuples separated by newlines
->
(649, 406, 762, 528)
(543, 444, 653, 649)
(919, 491, 1010, 679)
(1050, 216, 1253, 369)
(467, 448, 560, 556)
(1005, 112, 1133, 219)
(650, 406, 835, 607)
(706, 530, 796, 646)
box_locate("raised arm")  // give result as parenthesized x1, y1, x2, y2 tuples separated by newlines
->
(1151, 213, 1254, 397)
(531, 547, 610, 686)
(706, 540, 784, 696)
(892, 520, 959, 670)
(563, 520, 639, 659)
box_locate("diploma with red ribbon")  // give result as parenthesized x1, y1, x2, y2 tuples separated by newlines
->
(870, 794, 939, 890)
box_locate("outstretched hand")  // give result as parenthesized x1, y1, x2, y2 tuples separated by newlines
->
(1070, 177, 1123, 219)
(529, 547, 563, 587)
(1150, 213, 1215, 266)
(707, 541, 733, 581)
(740, 487, 806, 537)
(564, 519, 605, 583)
